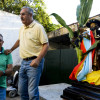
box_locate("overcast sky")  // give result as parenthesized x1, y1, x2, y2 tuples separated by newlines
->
(44, 0, 100, 24)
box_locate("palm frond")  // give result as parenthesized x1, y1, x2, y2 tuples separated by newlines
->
(51, 13, 74, 39)
(83, 40, 100, 55)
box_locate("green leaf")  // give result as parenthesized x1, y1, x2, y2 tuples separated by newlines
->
(76, 0, 93, 27)
(83, 40, 100, 55)
(75, 47, 83, 63)
(51, 13, 74, 39)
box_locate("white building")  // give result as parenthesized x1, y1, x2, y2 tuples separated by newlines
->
(0, 10, 22, 66)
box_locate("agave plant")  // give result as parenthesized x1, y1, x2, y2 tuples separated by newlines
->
(51, 0, 100, 63)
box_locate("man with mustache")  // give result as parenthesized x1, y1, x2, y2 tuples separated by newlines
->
(5, 6, 49, 100)
(0, 34, 13, 100)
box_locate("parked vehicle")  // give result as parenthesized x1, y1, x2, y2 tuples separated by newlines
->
(6, 71, 19, 98)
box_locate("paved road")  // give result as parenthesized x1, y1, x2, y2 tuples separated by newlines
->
(7, 95, 20, 100)
(6, 95, 45, 100)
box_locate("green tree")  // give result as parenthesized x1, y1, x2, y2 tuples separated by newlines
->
(32, 0, 61, 32)
(0, 0, 61, 32)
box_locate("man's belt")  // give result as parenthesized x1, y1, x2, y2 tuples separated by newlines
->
(23, 56, 37, 61)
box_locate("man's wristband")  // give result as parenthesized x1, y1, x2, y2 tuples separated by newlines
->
(2, 70, 5, 76)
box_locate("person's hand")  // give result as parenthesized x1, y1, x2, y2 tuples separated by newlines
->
(30, 58, 40, 68)
(0, 70, 3, 77)
(4, 49, 12, 55)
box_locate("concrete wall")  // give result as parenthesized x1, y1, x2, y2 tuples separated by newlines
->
(0, 10, 22, 66)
